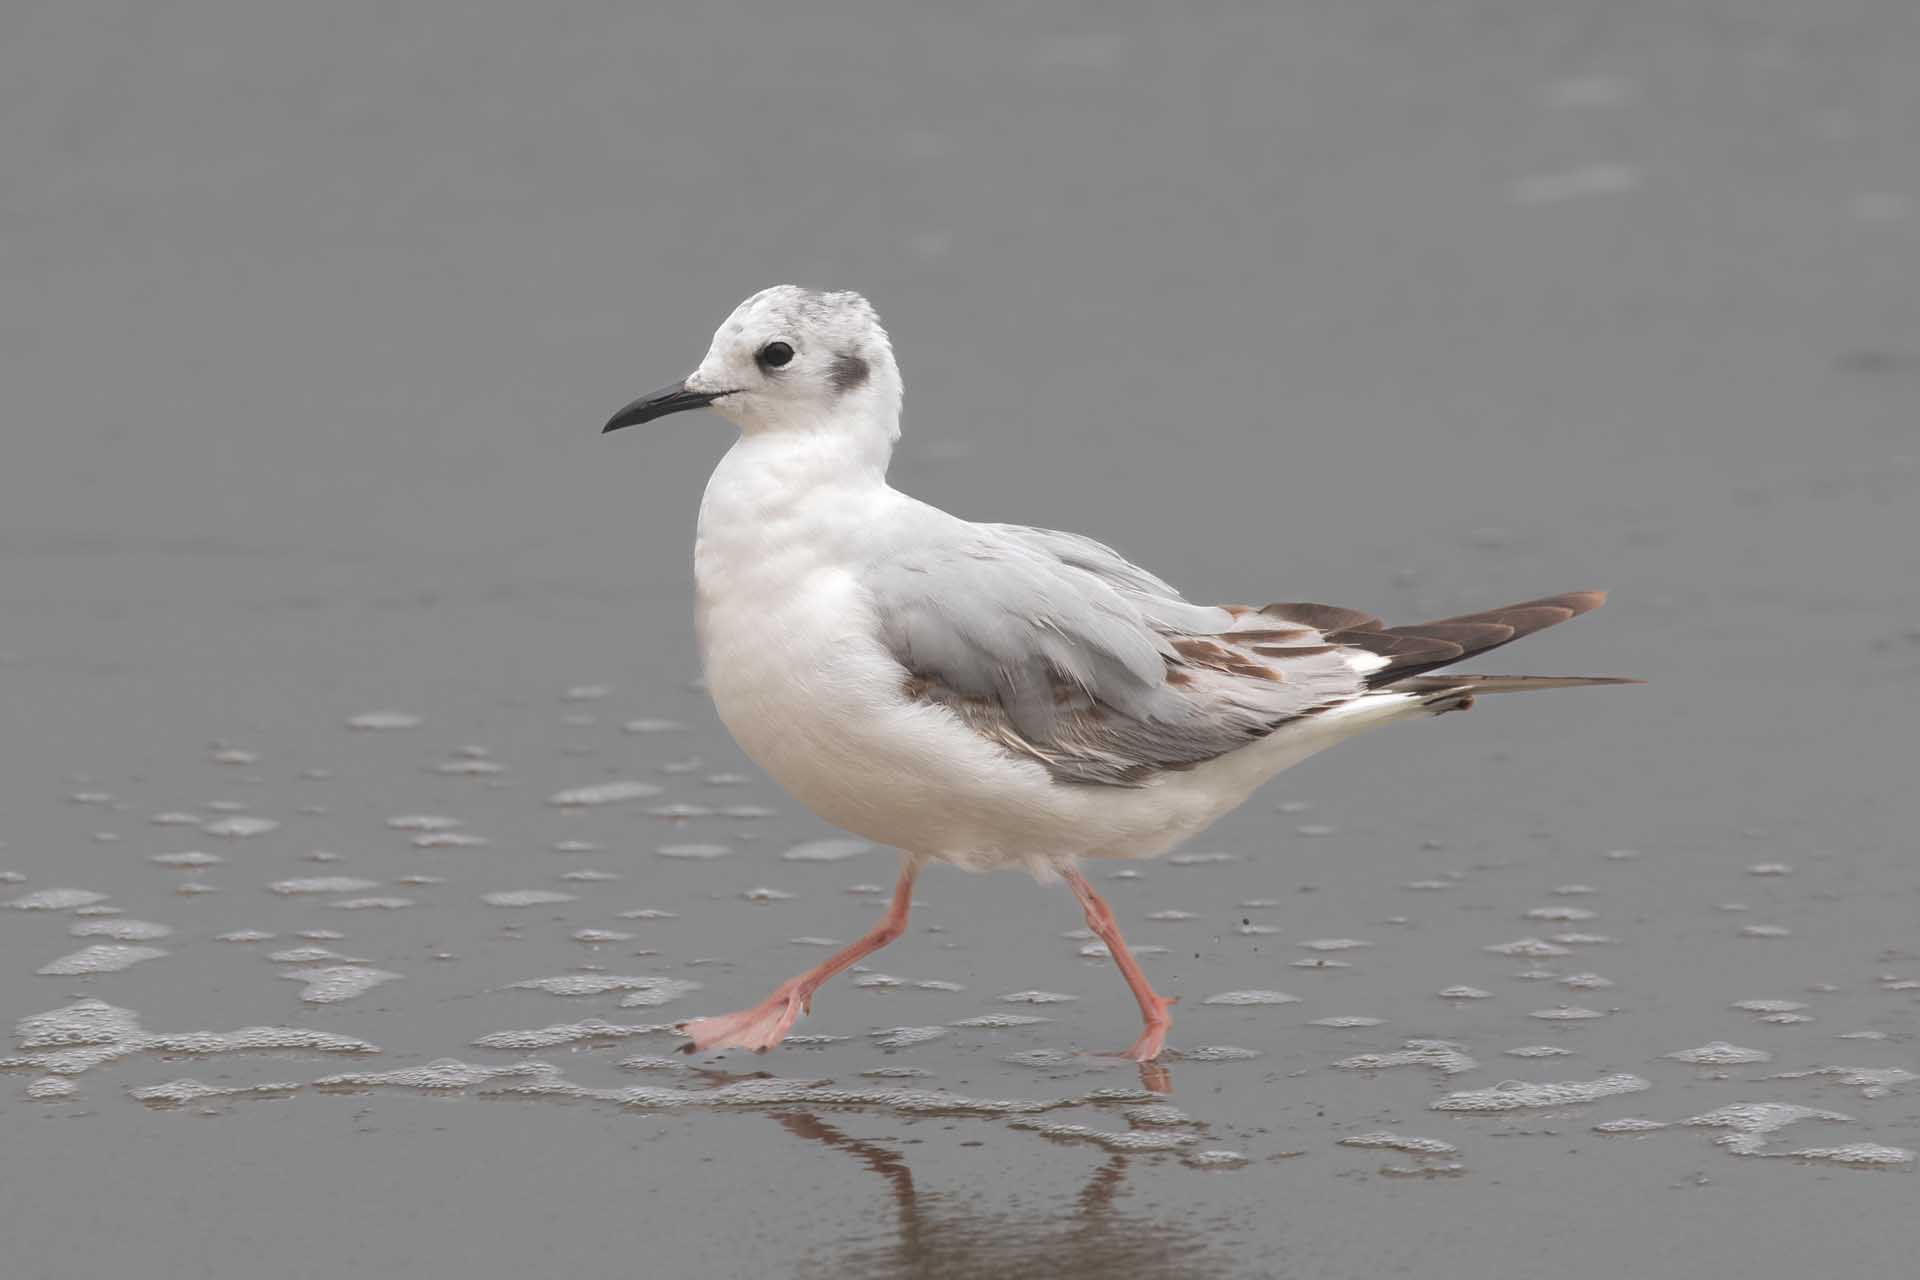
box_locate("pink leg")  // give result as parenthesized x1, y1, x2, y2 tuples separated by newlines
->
(680, 864, 918, 1054)
(1064, 866, 1177, 1062)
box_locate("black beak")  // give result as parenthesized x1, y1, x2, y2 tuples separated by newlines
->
(602, 380, 726, 433)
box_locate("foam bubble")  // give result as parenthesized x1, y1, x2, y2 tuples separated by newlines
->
(129, 1078, 301, 1106)
(572, 929, 636, 944)
(1561, 973, 1614, 990)
(617, 1055, 687, 1072)
(471, 1020, 676, 1050)
(510, 975, 698, 1001)
(547, 781, 662, 807)
(70, 919, 172, 941)
(1171, 1045, 1263, 1062)
(282, 966, 400, 1003)
(656, 844, 730, 860)
(1684, 1102, 1851, 1155)
(149, 852, 224, 869)
(434, 757, 505, 776)
(9, 999, 378, 1077)
(38, 944, 167, 975)
(7, 888, 108, 911)
(1124, 1104, 1196, 1127)
(1593, 1117, 1668, 1133)
(1009, 1119, 1196, 1151)
(317, 1059, 560, 1092)
(871, 1026, 949, 1048)
(781, 839, 873, 862)
(1335, 1040, 1477, 1077)
(1768, 1065, 1917, 1098)
(388, 815, 460, 831)
(1201, 990, 1299, 1006)
(483, 890, 576, 907)
(1310, 1016, 1386, 1028)
(1185, 1150, 1251, 1168)
(950, 1013, 1052, 1029)
(414, 832, 488, 849)
(15, 1000, 141, 1048)
(1433, 1073, 1650, 1112)
(1526, 906, 1596, 921)
(1668, 1042, 1772, 1066)
(1784, 1143, 1915, 1167)
(269, 947, 363, 963)
(271, 877, 378, 895)
(349, 711, 422, 730)
(1339, 1132, 1458, 1155)
(1485, 938, 1572, 957)
(202, 816, 278, 838)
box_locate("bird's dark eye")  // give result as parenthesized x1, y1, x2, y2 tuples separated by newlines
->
(758, 341, 795, 369)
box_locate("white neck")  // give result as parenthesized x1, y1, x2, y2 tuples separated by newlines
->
(733, 401, 898, 482)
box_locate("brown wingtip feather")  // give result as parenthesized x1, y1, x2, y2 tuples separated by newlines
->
(1357, 590, 1614, 687)
(1241, 591, 1620, 689)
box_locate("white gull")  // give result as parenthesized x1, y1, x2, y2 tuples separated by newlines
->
(603, 285, 1633, 1061)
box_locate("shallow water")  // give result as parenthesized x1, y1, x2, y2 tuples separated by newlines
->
(4, 1, 1918, 1277)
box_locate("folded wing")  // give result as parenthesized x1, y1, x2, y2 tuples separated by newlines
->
(864, 520, 1615, 788)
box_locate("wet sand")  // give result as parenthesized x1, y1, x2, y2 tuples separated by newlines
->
(3, 2, 1917, 1277)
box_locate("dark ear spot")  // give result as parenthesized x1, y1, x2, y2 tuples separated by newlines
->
(830, 351, 870, 393)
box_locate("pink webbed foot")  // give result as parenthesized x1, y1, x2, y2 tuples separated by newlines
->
(678, 980, 809, 1054)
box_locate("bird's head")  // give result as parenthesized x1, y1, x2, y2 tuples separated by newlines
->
(603, 286, 902, 447)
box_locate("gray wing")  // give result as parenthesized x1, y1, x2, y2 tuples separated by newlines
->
(862, 520, 1376, 786)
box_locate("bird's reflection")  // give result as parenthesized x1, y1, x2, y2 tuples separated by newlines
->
(771, 1073, 1228, 1280)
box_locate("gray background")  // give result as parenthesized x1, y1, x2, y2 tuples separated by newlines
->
(3, 1, 1917, 1277)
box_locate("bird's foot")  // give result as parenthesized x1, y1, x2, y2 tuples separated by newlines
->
(678, 980, 807, 1054)
(1119, 995, 1178, 1062)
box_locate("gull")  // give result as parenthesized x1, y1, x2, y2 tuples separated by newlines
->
(603, 286, 1634, 1062)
